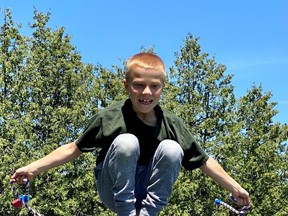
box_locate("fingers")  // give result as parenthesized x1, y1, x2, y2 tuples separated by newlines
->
(242, 197, 251, 206)
(11, 167, 33, 184)
(231, 192, 250, 206)
(11, 175, 29, 184)
(236, 197, 249, 206)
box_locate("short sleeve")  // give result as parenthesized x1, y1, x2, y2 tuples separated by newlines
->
(172, 117, 209, 170)
(76, 114, 102, 152)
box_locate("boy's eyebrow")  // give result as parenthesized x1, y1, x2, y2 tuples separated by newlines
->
(132, 79, 162, 83)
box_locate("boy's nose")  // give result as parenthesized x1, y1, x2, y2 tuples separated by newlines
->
(142, 86, 152, 95)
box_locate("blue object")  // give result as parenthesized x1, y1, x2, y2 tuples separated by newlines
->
(20, 194, 30, 203)
(230, 193, 237, 203)
(214, 198, 222, 205)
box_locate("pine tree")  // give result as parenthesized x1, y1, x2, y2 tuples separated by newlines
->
(161, 34, 288, 215)
(161, 33, 237, 215)
(0, 9, 105, 215)
(0, 8, 31, 215)
(1, 10, 287, 215)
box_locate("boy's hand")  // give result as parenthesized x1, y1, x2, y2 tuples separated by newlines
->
(231, 187, 250, 206)
(11, 166, 35, 184)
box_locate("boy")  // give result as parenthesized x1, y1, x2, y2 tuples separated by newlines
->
(11, 52, 250, 216)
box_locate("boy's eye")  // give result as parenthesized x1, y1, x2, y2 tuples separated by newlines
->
(151, 84, 162, 89)
(134, 83, 144, 87)
(132, 83, 162, 90)
(151, 84, 159, 88)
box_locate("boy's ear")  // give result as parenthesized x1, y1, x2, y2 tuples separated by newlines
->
(123, 78, 129, 90)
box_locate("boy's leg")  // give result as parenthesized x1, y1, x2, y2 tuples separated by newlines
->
(95, 133, 140, 216)
(138, 139, 184, 216)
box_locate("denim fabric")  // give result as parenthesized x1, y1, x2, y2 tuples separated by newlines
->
(95, 133, 183, 216)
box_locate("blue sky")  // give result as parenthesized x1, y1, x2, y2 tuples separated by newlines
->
(1, 0, 287, 124)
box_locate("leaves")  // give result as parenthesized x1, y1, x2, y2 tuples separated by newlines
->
(1, 9, 287, 215)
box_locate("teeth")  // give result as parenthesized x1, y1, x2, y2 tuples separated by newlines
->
(139, 99, 152, 104)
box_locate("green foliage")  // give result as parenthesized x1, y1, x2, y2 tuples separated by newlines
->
(0, 9, 112, 215)
(1, 9, 287, 215)
(162, 34, 288, 215)
(162, 34, 239, 215)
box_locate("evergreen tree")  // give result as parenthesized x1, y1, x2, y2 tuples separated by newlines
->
(0, 9, 107, 215)
(1, 9, 287, 215)
(0, 8, 31, 215)
(230, 86, 288, 215)
(161, 34, 237, 215)
(161, 34, 288, 215)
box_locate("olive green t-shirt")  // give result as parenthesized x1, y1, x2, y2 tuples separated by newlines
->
(76, 99, 209, 170)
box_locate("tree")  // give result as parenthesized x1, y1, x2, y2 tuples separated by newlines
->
(0, 8, 31, 215)
(1, 9, 287, 215)
(230, 86, 288, 215)
(161, 33, 237, 215)
(0, 9, 106, 215)
(161, 34, 288, 215)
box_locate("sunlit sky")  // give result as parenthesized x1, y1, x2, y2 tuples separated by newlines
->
(1, 0, 287, 124)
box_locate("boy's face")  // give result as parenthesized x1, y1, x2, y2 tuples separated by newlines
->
(124, 66, 165, 115)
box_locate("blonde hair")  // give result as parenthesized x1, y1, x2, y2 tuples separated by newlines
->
(125, 52, 166, 81)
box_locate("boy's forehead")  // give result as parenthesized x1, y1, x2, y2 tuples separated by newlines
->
(130, 67, 165, 79)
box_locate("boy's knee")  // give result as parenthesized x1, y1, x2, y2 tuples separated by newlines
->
(158, 140, 183, 162)
(113, 133, 140, 156)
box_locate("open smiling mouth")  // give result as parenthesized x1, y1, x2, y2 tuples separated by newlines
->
(138, 99, 153, 105)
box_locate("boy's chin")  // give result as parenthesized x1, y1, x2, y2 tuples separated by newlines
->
(134, 104, 154, 114)
(138, 107, 154, 113)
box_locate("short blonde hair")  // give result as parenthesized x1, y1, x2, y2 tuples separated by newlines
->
(125, 52, 166, 81)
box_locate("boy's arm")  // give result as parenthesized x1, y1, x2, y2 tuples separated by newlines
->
(199, 156, 250, 206)
(11, 141, 82, 182)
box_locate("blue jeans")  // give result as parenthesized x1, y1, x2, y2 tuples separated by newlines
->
(94, 133, 184, 216)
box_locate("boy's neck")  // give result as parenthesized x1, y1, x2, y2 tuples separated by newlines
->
(135, 110, 157, 127)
